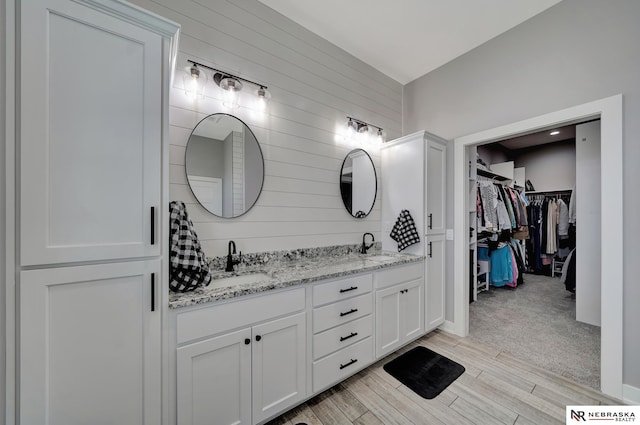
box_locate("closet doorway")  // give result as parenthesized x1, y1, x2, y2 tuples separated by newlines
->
(468, 120, 599, 389)
(452, 95, 623, 399)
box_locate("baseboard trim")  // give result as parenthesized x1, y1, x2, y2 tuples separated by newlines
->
(623, 384, 640, 405)
(438, 320, 458, 335)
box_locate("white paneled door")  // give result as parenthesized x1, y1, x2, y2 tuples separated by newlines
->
(20, 0, 162, 266)
(20, 260, 161, 425)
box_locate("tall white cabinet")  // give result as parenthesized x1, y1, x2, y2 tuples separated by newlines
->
(16, 1, 179, 423)
(425, 138, 447, 331)
(381, 131, 448, 333)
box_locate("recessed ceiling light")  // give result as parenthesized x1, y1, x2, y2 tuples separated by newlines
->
(550, 130, 560, 136)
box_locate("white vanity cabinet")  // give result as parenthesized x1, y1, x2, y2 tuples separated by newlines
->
(374, 262, 425, 358)
(311, 273, 374, 393)
(16, 1, 179, 424)
(175, 288, 307, 425)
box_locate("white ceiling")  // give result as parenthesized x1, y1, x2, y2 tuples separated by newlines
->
(258, 0, 563, 84)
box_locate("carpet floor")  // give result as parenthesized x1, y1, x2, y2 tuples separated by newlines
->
(469, 273, 601, 390)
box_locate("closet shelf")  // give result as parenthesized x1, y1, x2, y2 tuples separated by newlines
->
(476, 168, 511, 181)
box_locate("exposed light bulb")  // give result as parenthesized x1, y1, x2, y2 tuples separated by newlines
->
(220, 77, 241, 109)
(255, 87, 271, 112)
(183, 65, 205, 99)
(346, 119, 357, 138)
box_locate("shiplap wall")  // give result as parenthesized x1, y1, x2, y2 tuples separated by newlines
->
(131, 0, 403, 258)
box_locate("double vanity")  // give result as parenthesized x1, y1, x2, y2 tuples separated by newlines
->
(169, 247, 426, 425)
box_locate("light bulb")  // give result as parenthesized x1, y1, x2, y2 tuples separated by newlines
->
(346, 119, 357, 138)
(220, 77, 241, 110)
(255, 87, 271, 112)
(183, 65, 205, 99)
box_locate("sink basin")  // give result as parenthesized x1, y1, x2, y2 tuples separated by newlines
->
(209, 272, 273, 289)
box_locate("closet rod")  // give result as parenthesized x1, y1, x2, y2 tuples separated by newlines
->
(525, 189, 572, 195)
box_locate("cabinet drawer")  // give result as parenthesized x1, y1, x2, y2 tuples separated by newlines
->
(313, 273, 372, 307)
(313, 294, 372, 334)
(313, 315, 372, 360)
(313, 337, 373, 393)
(177, 288, 305, 345)
(374, 261, 423, 289)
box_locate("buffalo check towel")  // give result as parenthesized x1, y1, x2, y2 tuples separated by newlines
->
(390, 209, 420, 252)
(169, 201, 211, 292)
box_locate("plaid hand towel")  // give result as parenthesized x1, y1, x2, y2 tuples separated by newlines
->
(390, 209, 420, 252)
(169, 201, 211, 292)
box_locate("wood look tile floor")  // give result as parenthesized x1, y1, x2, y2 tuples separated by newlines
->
(266, 330, 622, 425)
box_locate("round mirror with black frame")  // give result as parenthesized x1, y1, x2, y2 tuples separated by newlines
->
(340, 148, 377, 218)
(185, 113, 264, 218)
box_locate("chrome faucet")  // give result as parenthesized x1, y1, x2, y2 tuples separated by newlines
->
(361, 232, 375, 254)
(225, 240, 242, 272)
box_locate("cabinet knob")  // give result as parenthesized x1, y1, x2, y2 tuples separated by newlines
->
(244, 338, 250, 345)
(255, 335, 262, 342)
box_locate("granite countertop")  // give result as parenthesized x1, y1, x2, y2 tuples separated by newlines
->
(169, 249, 424, 309)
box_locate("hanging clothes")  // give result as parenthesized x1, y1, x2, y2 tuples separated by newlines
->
(489, 244, 514, 287)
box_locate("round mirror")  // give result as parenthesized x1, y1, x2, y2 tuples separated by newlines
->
(339, 149, 377, 218)
(185, 113, 264, 218)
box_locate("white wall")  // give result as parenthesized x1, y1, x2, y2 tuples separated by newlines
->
(130, 0, 402, 258)
(514, 140, 576, 192)
(403, 0, 640, 388)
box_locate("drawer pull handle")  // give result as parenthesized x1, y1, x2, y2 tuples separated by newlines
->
(244, 338, 250, 345)
(428, 213, 433, 230)
(340, 332, 358, 342)
(428, 241, 433, 258)
(255, 335, 262, 342)
(340, 308, 358, 317)
(339, 286, 358, 293)
(339, 358, 358, 370)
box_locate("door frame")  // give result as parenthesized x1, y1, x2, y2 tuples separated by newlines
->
(452, 94, 623, 398)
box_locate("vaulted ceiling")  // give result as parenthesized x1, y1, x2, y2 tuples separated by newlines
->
(258, 0, 563, 84)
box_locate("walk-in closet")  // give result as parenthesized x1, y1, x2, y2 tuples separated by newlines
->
(467, 121, 601, 389)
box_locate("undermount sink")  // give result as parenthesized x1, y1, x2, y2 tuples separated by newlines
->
(209, 272, 273, 288)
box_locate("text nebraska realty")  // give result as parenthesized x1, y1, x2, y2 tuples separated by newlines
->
(572, 409, 636, 421)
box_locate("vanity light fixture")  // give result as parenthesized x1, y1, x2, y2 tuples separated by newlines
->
(183, 63, 206, 99)
(186, 60, 270, 111)
(345, 116, 386, 145)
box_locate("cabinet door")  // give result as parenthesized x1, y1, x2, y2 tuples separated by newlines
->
(177, 329, 252, 425)
(402, 279, 424, 341)
(426, 234, 446, 331)
(20, 260, 161, 425)
(20, 0, 162, 266)
(426, 139, 447, 236)
(252, 312, 307, 424)
(375, 286, 402, 357)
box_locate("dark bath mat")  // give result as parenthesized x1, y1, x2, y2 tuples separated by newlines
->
(383, 346, 465, 399)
